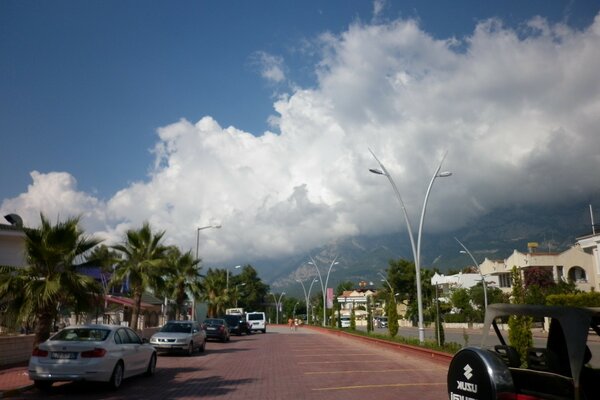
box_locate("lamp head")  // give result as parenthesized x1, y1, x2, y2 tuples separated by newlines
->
(369, 168, 385, 175)
(437, 171, 452, 177)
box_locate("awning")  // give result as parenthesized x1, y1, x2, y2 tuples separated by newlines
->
(104, 295, 154, 310)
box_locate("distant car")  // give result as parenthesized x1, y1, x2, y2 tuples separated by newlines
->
(28, 324, 156, 391)
(447, 304, 600, 400)
(340, 316, 351, 328)
(149, 321, 206, 355)
(246, 311, 267, 333)
(222, 314, 252, 335)
(202, 318, 230, 342)
(379, 317, 388, 328)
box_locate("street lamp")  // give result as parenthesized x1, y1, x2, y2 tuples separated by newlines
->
(235, 283, 246, 308)
(297, 277, 319, 325)
(377, 272, 394, 293)
(308, 256, 339, 326)
(270, 292, 285, 324)
(192, 224, 221, 319)
(226, 265, 242, 291)
(195, 224, 222, 259)
(455, 237, 488, 312)
(369, 148, 451, 343)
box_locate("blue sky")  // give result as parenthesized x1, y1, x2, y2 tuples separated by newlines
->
(2, 1, 600, 265)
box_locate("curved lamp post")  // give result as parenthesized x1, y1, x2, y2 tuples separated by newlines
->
(297, 277, 319, 324)
(308, 256, 339, 326)
(455, 237, 488, 312)
(270, 292, 286, 324)
(369, 149, 451, 343)
(192, 224, 221, 319)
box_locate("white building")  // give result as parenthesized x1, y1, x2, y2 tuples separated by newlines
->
(0, 216, 26, 268)
(479, 236, 600, 294)
(430, 272, 499, 300)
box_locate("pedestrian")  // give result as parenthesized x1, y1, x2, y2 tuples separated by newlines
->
(288, 318, 294, 331)
(294, 318, 298, 331)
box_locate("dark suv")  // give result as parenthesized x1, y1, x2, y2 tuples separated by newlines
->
(222, 314, 252, 336)
(447, 304, 600, 400)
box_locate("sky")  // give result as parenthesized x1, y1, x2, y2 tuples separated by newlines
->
(2, 0, 600, 266)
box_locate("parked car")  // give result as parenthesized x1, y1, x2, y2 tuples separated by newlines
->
(222, 314, 252, 335)
(246, 311, 267, 333)
(28, 324, 156, 391)
(378, 316, 388, 328)
(447, 304, 600, 400)
(149, 321, 206, 355)
(340, 316, 351, 328)
(202, 318, 230, 342)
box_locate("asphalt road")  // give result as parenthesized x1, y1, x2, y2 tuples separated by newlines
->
(15, 325, 449, 400)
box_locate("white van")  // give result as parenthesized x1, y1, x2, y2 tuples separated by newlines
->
(246, 312, 267, 333)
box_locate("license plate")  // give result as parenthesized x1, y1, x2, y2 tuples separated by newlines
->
(51, 352, 77, 360)
(207, 327, 216, 331)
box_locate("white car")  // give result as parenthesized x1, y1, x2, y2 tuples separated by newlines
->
(150, 321, 206, 355)
(28, 324, 156, 391)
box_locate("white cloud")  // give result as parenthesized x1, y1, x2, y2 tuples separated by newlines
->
(3, 14, 600, 264)
(251, 51, 286, 84)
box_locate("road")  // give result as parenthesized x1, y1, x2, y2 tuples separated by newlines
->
(15, 325, 449, 400)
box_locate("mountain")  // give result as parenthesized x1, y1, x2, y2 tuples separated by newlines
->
(251, 202, 598, 299)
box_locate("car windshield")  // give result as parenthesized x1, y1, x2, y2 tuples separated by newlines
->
(204, 319, 223, 326)
(51, 328, 110, 342)
(161, 323, 192, 333)
(223, 315, 241, 324)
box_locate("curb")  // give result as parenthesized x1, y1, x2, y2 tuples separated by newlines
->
(303, 325, 453, 365)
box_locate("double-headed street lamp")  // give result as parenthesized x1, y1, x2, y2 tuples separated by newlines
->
(297, 277, 319, 324)
(308, 256, 339, 326)
(369, 149, 451, 343)
(192, 224, 221, 319)
(270, 292, 285, 324)
(455, 237, 488, 312)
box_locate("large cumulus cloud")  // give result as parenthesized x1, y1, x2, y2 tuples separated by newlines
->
(2, 15, 600, 263)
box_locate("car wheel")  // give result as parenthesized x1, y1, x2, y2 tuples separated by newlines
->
(145, 353, 157, 377)
(221, 335, 227, 342)
(187, 342, 194, 356)
(261, 329, 266, 333)
(199, 340, 206, 353)
(108, 361, 124, 390)
(34, 380, 53, 392)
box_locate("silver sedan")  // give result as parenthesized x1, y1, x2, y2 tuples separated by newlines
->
(28, 324, 156, 391)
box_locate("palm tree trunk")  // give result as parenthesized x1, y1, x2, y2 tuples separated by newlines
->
(34, 310, 54, 347)
(131, 290, 143, 330)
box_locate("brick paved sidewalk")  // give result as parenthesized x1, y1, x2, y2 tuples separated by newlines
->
(0, 364, 32, 399)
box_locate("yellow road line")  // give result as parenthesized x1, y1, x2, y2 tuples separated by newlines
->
(299, 360, 391, 364)
(304, 368, 445, 375)
(312, 382, 446, 391)
(295, 353, 375, 357)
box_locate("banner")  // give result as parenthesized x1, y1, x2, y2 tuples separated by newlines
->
(326, 288, 334, 309)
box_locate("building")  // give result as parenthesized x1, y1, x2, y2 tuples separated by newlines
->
(430, 272, 499, 301)
(0, 215, 26, 268)
(479, 235, 600, 294)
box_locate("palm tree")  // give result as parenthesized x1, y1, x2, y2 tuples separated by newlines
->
(0, 214, 103, 346)
(199, 268, 229, 317)
(163, 246, 202, 320)
(110, 222, 168, 330)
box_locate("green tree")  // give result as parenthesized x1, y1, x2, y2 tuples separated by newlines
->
(350, 307, 356, 330)
(335, 281, 354, 295)
(387, 294, 399, 337)
(0, 214, 103, 346)
(508, 266, 533, 367)
(110, 222, 168, 330)
(162, 246, 202, 320)
(229, 265, 269, 311)
(199, 268, 228, 317)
